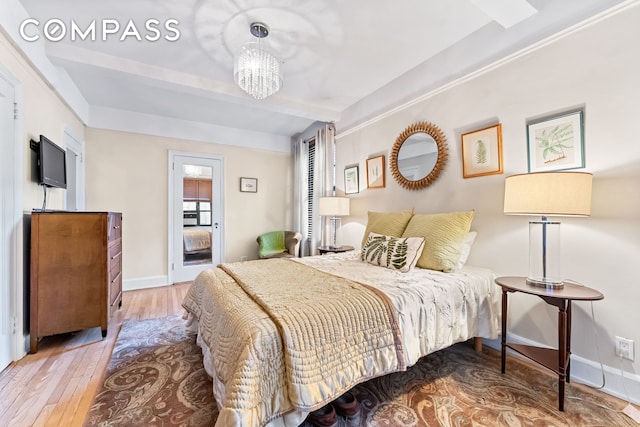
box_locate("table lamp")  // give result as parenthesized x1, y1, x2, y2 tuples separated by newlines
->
(319, 196, 350, 249)
(503, 171, 592, 288)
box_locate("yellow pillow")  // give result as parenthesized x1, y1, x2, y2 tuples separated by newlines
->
(401, 210, 475, 272)
(361, 209, 414, 248)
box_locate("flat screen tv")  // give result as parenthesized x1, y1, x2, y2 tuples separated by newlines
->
(38, 135, 67, 189)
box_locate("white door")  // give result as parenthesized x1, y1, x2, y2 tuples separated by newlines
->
(65, 148, 78, 210)
(0, 75, 14, 371)
(170, 153, 223, 283)
(64, 129, 85, 211)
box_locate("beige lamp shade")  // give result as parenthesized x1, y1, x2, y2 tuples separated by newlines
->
(504, 172, 592, 217)
(319, 197, 350, 216)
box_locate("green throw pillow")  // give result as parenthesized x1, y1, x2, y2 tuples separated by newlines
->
(361, 232, 425, 272)
(401, 210, 475, 272)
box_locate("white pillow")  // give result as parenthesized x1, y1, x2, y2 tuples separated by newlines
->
(361, 232, 425, 273)
(455, 231, 477, 271)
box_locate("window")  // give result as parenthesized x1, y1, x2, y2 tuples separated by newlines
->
(307, 139, 315, 240)
(183, 201, 211, 226)
(199, 202, 212, 226)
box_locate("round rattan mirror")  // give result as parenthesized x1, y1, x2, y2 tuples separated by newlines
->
(390, 122, 448, 190)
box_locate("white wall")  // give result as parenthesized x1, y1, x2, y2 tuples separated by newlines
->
(335, 4, 640, 401)
(85, 128, 293, 282)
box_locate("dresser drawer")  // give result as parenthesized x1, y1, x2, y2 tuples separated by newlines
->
(109, 257, 121, 284)
(109, 240, 122, 262)
(109, 268, 122, 307)
(109, 286, 122, 319)
(109, 244, 121, 275)
(108, 213, 122, 242)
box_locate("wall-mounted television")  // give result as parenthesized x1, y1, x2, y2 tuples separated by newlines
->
(37, 135, 67, 189)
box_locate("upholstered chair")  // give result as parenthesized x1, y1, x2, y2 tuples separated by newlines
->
(257, 231, 302, 259)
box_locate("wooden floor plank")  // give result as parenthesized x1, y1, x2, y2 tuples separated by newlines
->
(69, 336, 115, 427)
(0, 282, 191, 427)
(4, 351, 75, 427)
(44, 342, 96, 426)
(0, 354, 48, 419)
(28, 403, 54, 427)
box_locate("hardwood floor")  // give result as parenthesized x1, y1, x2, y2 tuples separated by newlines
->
(0, 282, 191, 427)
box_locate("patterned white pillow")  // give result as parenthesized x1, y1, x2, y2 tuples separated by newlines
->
(361, 232, 426, 273)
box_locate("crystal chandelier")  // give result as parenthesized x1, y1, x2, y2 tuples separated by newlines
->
(233, 22, 282, 100)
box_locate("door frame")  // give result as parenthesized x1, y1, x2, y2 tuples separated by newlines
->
(0, 65, 25, 364)
(63, 127, 85, 211)
(167, 150, 224, 285)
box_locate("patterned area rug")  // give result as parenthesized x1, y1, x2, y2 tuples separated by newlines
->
(85, 316, 635, 426)
(347, 348, 635, 427)
(84, 315, 217, 426)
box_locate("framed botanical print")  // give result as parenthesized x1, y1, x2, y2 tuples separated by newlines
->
(527, 109, 585, 172)
(344, 164, 359, 194)
(461, 124, 503, 178)
(366, 155, 385, 189)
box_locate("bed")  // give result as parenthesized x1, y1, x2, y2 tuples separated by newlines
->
(183, 228, 212, 260)
(181, 210, 502, 427)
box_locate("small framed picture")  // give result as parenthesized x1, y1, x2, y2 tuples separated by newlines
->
(461, 124, 504, 178)
(239, 177, 257, 193)
(366, 155, 385, 189)
(344, 164, 359, 194)
(527, 109, 585, 172)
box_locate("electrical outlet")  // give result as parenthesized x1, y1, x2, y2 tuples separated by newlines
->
(615, 336, 635, 361)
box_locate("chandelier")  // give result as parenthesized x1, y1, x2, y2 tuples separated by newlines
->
(233, 22, 283, 100)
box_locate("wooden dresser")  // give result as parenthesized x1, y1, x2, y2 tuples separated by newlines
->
(30, 211, 123, 353)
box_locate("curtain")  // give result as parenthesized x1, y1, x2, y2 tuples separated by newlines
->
(293, 123, 335, 256)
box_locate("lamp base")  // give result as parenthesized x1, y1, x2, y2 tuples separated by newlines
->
(526, 277, 565, 289)
(528, 219, 563, 289)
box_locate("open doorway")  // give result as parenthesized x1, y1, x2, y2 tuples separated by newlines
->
(168, 152, 223, 284)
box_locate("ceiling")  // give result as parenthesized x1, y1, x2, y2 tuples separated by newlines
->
(12, 0, 626, 144)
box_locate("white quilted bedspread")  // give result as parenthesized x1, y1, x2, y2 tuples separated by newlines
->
(293, 252, 501, 366)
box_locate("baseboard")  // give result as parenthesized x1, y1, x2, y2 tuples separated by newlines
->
(123, 275, 169, 291)
(483, 334, 640, 406)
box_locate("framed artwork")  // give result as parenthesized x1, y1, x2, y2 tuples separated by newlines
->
(239, 177, 257, 193)
(344, 164, 359, 194)
(461, 124, 504, 178)
(527, 109, 585, 172)
(366, 155, 385, 189)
